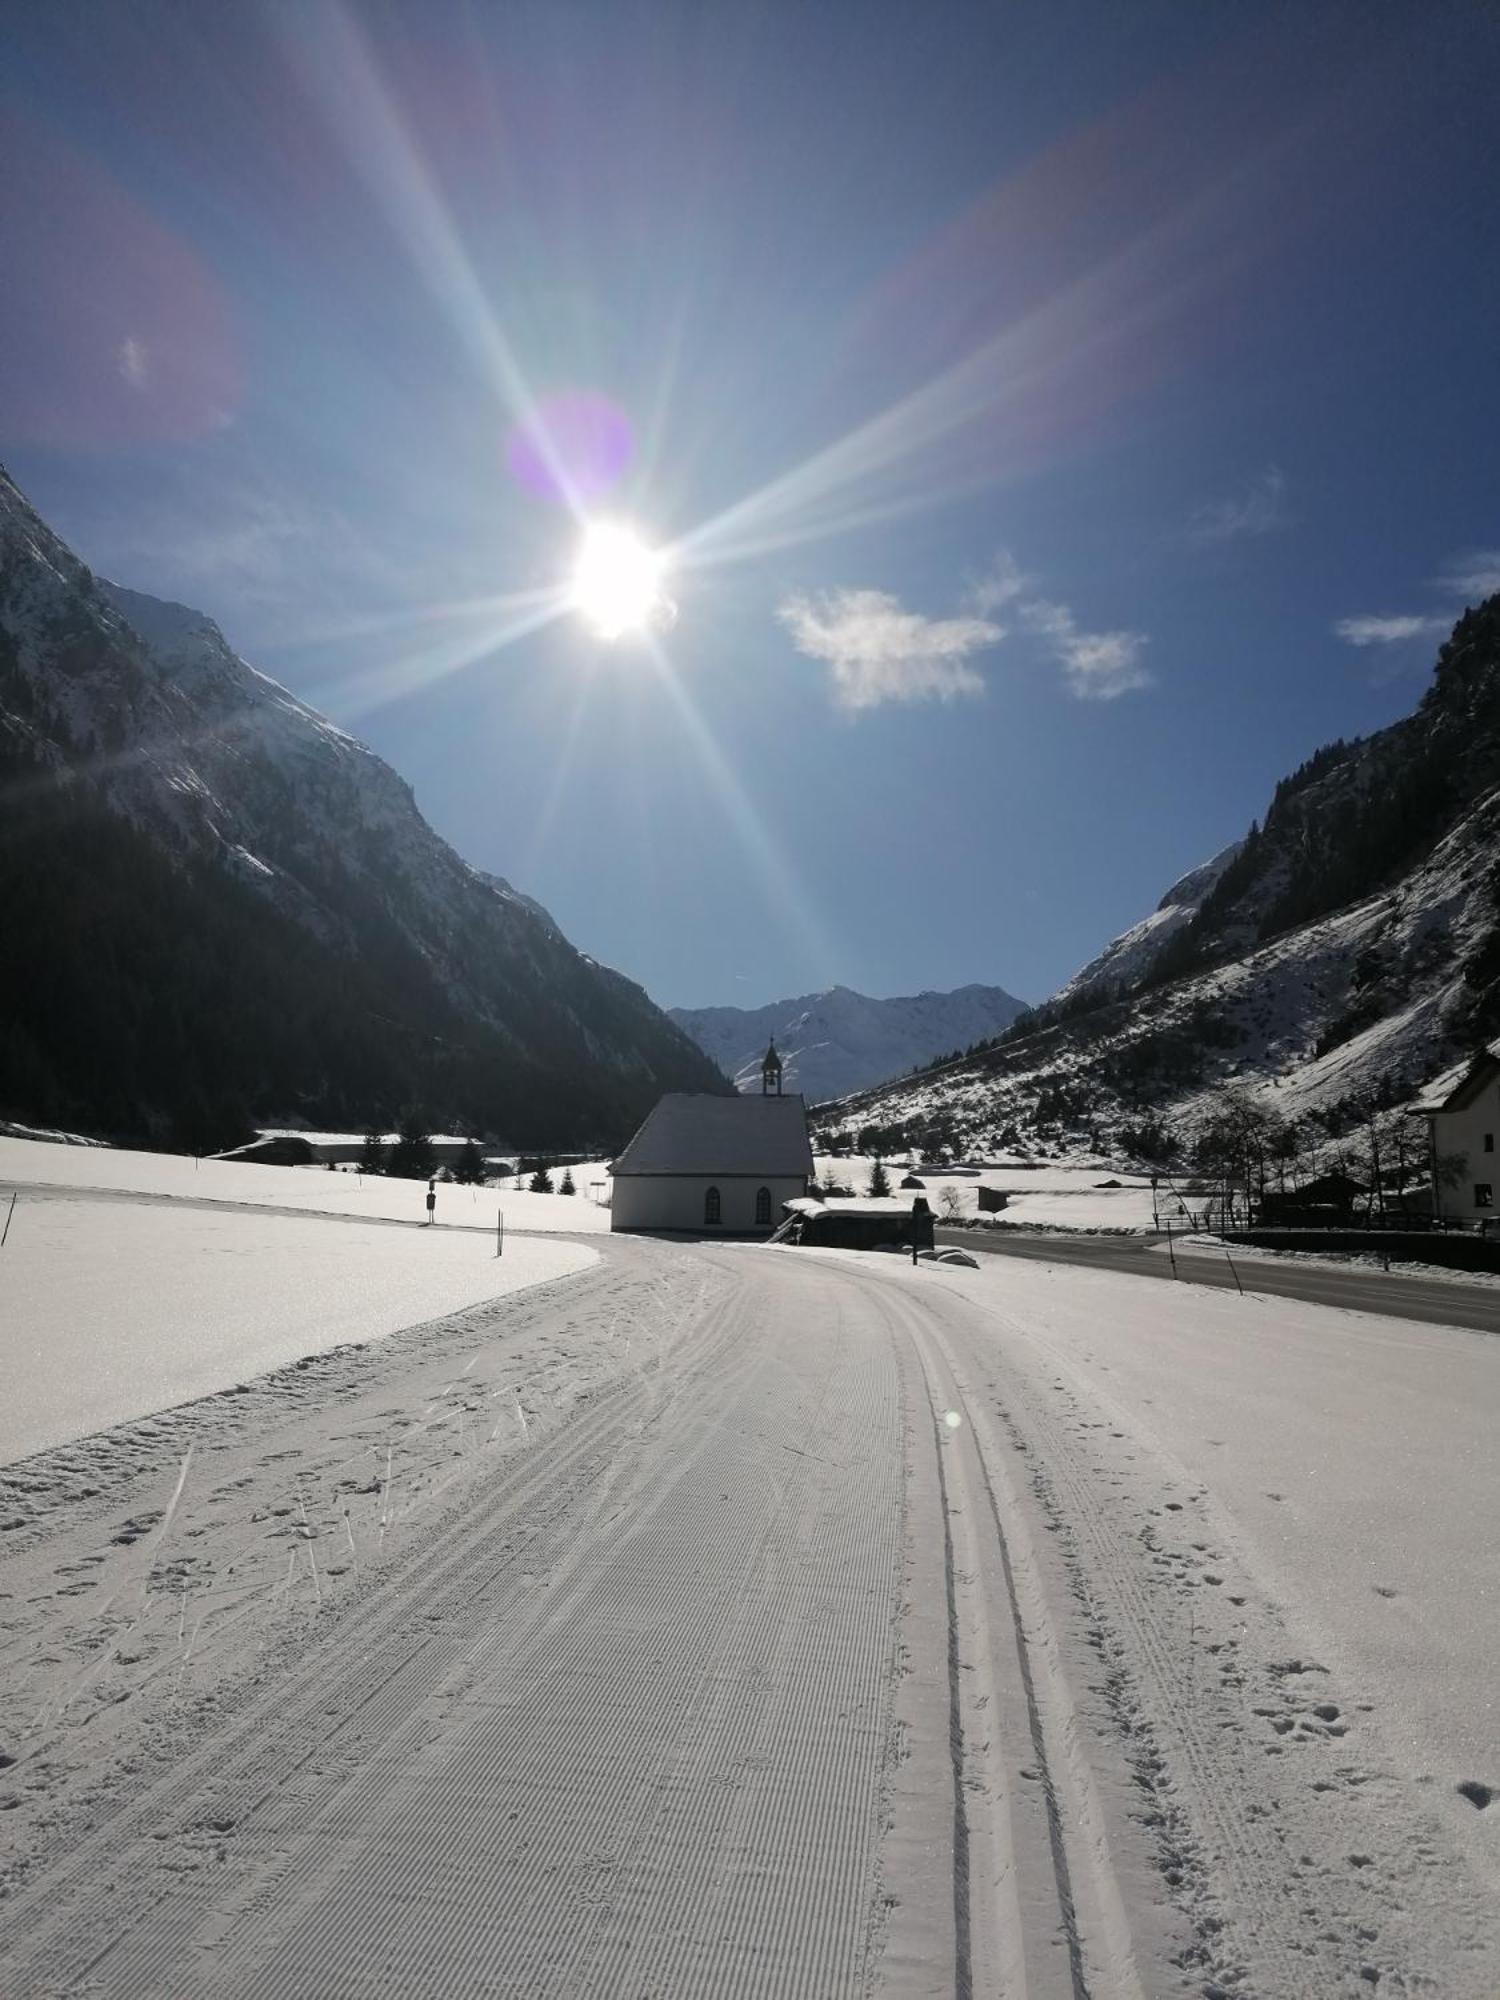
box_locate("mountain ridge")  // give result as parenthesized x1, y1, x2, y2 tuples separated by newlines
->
(811, 598, 1500, 1165)
(0, 467, 729, 1150)
(669, 981, 1028, 1104)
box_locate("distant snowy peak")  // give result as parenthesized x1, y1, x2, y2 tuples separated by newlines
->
(669, 981, 1028, 1104)
(1052, 840, 1243, 1005)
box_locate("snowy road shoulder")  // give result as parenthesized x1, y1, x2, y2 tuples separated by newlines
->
(0, 1195, 597, 1463)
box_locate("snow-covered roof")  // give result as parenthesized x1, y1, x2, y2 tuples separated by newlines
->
(1417, 1041, 1500, 1113)
(785, 1197, 920, 1216)
(612, 1093, 813, 1177)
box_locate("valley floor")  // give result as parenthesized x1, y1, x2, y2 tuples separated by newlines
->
(1, 1235, 1496, 1997)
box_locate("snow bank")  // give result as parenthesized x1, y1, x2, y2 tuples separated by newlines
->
(1, 1196, 596, 1463)
(0, 1136, 611, 1233)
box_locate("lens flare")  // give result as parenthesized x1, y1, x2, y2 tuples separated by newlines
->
(506, 390, 634, 505)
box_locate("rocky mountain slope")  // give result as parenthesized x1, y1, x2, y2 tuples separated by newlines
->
(815, 599, 1500, 1166)
(1050, 841, 1242, 1006)
(669, 981, 1027, 1103)
(0, 467, 728, 1149)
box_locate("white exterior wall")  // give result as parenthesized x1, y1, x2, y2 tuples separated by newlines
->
(610, 1174, 806, 1234)
(1432, 1082, 1500, 1221)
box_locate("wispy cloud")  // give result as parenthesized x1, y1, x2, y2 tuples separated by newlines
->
(1433, 549, 1500, 600)
(964, 551, 1029, 617)
(117, 336, 149, 390)
(1187, 466, 1288, 545)
(1334, 540, 1499, 669)
(1020, 598, 1152, 700)
(1334, 613, 1449, 648)
(780, 548, 1152, 711)
(778, 587, 999, 711)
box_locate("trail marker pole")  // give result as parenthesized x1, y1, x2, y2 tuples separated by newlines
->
(495, 1209, 504, 1258)
(1223, 1244, 1244, 1295)
(0, 1192, 14, 1248)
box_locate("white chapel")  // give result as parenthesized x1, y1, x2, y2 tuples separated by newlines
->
(609, 1041, 813, 1235)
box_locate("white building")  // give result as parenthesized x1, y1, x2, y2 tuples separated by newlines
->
(610, 1043, 812, 1235)
(1424, 1041, 1500, 1223)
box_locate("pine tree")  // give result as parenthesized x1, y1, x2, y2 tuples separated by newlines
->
(868, 1157, 891, 1198)
(529, 1165, 554, 1193)
(558, 1167, 576, 1195)
(388, 1111, 438, 1181)
(453, 1138, 486, 1185)
(358, 1130, 389, 1176)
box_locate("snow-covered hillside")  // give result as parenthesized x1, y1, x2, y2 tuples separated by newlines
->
(670, 981, 1027, 1103)
(0, 468, 726, 1147)
(815, 599, 1500, 1167)
(1052, 841, 1242, 1004)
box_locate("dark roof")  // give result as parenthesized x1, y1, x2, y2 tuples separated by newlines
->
(612, 1093, 813, 1178)
(1291, 1172, 1368, 1198)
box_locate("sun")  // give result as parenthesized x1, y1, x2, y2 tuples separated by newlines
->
(569, 521, 668, 641)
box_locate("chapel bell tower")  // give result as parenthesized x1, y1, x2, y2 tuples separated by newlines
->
(761, 1039, 783, 1096)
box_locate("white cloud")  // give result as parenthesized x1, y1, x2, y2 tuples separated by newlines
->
(1187, 466, 1288, 545)
(780, 550, 1152, 712)
(117, 336, 148, 390)
(1334, 613, 1449, 648)
(1021, 597, 1152, 700)
(964, 550, 1029, 617)
(779, 588, 999, 711)
(1332, 544, 1497, 668)
(1433, 549, 1500, 600)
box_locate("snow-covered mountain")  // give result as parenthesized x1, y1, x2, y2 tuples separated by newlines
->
(1051, 841, 1243, 1005)
(814, 598, 1500, 1165)
(669, 982, 1028, 1103)
(0, 467, 728, 1148)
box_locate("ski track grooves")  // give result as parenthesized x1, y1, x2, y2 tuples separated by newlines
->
(874, 1276, 1130, 2000)
(0, 1250, 911, 1999)
(960, 1289, 1319, 1998)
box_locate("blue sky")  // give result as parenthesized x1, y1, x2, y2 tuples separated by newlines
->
(4, 0, 1498, 1011)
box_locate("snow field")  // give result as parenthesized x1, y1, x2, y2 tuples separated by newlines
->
(891, 1247, 1500, 1799)
(814, 1152, 1164, 1230)
(779, 1241, 1500, 1989)
(1, 1232, 1496, 1993)
(0, 1134, 612, 1232)
(0, 1194, 596, 1463)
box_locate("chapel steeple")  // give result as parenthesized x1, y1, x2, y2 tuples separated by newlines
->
(761, 1038, 783, 1096)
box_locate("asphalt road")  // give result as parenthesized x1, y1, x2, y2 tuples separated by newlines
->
(935, 1225, 1500, 1335)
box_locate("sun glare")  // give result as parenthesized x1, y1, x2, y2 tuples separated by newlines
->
(570, 522, 668, 641)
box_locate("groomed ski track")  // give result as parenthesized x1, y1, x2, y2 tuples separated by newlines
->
(1, 1237, 1494, 1998)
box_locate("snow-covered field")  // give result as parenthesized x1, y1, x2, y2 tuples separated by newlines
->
(2, 1231, 1494, 1995)
(0, 1135, 612, 1232)
(0, 1195, 597, 1464)
(815, 1152, 1166, 1230)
